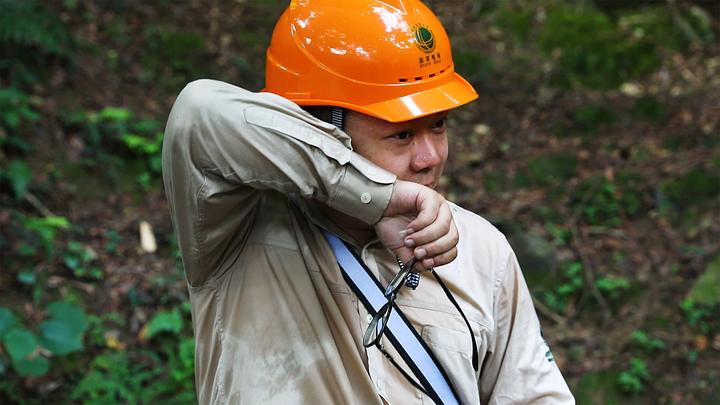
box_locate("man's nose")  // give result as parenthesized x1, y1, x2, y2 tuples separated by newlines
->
(410, 132, 443, 172)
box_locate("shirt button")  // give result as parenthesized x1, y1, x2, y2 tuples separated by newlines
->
(360, 192, 372, 204)
(366, 314, 373, 324)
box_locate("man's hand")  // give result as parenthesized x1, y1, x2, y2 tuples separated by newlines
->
(375, 180, 458, 271)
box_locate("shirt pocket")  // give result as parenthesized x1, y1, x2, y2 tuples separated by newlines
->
(421, 324, 484, 405)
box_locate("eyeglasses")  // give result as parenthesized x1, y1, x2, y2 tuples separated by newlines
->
(362, 258, 480, 394)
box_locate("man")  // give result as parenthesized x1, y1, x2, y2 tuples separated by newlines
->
(162, 0, 574, 403)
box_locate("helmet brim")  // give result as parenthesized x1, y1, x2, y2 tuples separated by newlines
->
(352, 73, 478, 123)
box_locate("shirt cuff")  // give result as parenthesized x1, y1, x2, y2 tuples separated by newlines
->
(329, 155, 396, 225)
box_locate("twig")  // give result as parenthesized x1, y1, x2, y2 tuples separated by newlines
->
(24, 192, 55, 217)
(571, 221, 612, 324)
(533, 296, 567, 325)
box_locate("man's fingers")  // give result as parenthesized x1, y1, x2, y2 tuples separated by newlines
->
(405, 189, 442, 232)
(411, 222, 458, 260)
(404, 202, 452, 248)
(421, 246, 458, 269)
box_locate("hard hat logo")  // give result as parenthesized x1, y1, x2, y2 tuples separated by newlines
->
(413, 23, 436, 54)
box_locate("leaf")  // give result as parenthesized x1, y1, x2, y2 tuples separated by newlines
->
(46, 301, 88, 335)
(16, 271, 36, 285)
(13, 356, 49, 377)
(140, 308, 183, 340)
(99, 107, 132, 122)
(4, 160, 33, 199)
(0, 308, 19, 338)
(687, 256, 720, 305)
(39, 319, 83, 355)
(3, 328, 37, 362)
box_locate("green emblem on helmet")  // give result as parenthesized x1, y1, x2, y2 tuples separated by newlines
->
(413, 23, 435, 54)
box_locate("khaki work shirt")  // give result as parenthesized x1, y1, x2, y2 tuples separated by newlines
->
(162, 79, 574, 405)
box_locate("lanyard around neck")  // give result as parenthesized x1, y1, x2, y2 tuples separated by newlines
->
(322, 230, 461, 405)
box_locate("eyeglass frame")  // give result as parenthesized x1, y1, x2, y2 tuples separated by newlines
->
(362, 257, 480, 378)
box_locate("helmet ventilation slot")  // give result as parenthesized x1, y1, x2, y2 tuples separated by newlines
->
(397, 65, 450, 83)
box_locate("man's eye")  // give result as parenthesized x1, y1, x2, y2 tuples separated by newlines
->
(393, 131, 411, 140)
(433, 117, 447, 130)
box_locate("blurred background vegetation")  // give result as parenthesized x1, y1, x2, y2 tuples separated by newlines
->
(0, 0, 718, 403)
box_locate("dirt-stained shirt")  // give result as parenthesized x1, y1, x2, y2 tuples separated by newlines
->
(162, 79, 575, 405)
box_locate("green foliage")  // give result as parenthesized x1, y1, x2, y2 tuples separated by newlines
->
(514, 152, 577, 187)
(63, 241, 103, 279)
(595, 276, 630, 300)
(22, 216, 71, 255)
(537, 3, 659, 89)
(614, 171, 649, 217)
(166, 337, 196, 401)
(617, 357, 651, 395)
(618, 5, 715, 52)
(495, 5, 533, 41)
(452, 46, 495, 85)
(687, 256, 720, 306)
(61, 107, 165, 190)
(144, 28, 206, 73)
(141, 308, 183, 340)
(2, 160, 32, 199)
(661, 168, 720, 209)
(631, 330, 666, 352)
(72, 303, 195, 404)
(573, 104, 616, 133)
(631, 96, 667, 123)
(72, 343, 196, 405)
(0, 302, 88, 377)
(544, 261, 584, 313)
(140, 26, 207, 90)
(0, 88, 40, 132)
(0, 0, 73, 56)
(681, 299, 719, 335)
(39, 301, 89, 355)
(573, 176, 621, 227)
(71, 351, 159, 404)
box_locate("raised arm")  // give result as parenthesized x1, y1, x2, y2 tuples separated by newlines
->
(162, 79, 396, 285)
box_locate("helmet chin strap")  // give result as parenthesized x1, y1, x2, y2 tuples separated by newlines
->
(331, 107, 345, 131)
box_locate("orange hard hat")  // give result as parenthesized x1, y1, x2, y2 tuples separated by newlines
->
(264, 0, 478, 123)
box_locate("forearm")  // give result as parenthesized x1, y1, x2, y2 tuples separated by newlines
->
(162, 79, 395, 283)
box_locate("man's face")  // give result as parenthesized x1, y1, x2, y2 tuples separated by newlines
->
(345, 110, 450, 189)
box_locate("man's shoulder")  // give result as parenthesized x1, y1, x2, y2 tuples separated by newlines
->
(448, 202, 506, 240)
(448, 201, 513, 260)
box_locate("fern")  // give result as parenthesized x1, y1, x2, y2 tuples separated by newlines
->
(0, 0, 73, 56)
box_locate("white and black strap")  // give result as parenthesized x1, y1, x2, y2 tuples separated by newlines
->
(322, 230, 461, 405)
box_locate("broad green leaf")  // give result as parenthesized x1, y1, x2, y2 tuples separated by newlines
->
(141, 308, 183, 340)
(4, 160, 33, 199)
(13, 356, 49, 377)
(0, 308, 19, 337)
(3, 328, 37, 362)
(23, 216, 71, 253)
(46, 301, 88, 334)
(39, 319, 83, 355)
